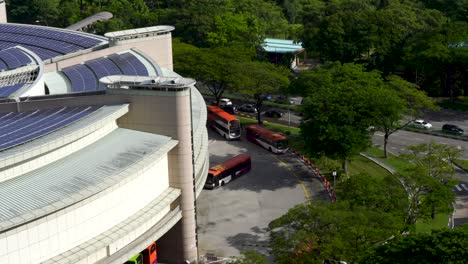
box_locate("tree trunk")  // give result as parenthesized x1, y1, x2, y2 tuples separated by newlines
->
(257, 111, 262, 124)
(384, 133, 389, 158)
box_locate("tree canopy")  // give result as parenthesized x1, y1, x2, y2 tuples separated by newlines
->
(361, 226, 468, 264)
(298, 62, 384, 175)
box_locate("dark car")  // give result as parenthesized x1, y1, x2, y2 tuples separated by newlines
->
(238, 104, 257, 113)
(222, 105, 238, 114)
(442, 124, 464, 135)
(264, 109, 284, 118)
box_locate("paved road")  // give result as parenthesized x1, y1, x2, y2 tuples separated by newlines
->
(197, 130, 328, 258)
(372, 130, 468, 227)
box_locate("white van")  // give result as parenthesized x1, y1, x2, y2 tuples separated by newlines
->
(219, 98, 232, 107)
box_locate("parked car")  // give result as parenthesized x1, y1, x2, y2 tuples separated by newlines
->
(442, 124, 464, 135)
(411, 119, 432, 129)
(222, 105, 238, 114)
(264, 109, 284, 118)
(238, 104, 257, 113)
(219, 98, 232, 107)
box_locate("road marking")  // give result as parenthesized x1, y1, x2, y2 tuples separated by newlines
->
(461, 184, 468, 191)
(273, 155, 311, 203)
(374, 132, 384, 137)
(455, 185, 462, 191)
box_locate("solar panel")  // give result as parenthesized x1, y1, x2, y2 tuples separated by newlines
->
(108, 53, 138, 75)
(85, 58, 122, 90)
(120, 52, 149, 76)
(0, 105, 101, 152)
(0, 24, 102, 48)
(0, 83, 24, 97)
(62, 64, 98, 92)
(0, 33, 81, 54)
(0, 48, 31, 69)
(0, 58, 7, 71)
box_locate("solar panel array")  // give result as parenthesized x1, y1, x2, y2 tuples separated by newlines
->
(108, 53, 149, 76)
(0, 83, 24, 98)
(85, 58, 123, 89)
(0, 24, 104, 60)
(0, 48, 32, 70)
(62, 64, 98, 93)
(0, 105, 101, 152)
(61, 53, 150, 92)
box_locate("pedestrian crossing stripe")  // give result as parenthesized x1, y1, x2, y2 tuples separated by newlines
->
(461, 184, 468, 190)
(454, 184, 468, 191)
(456, 185, 463, 191)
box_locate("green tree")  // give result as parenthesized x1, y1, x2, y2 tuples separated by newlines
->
(361, 227, 468, 264)
(173, 41, 255, 105)
(232, 61, 291, 123)
(372, 75, 436, 158)
(7, 0, 61, 25)
(269, 201, 402, 263)
(336, 173, 408, 217)
(404, 20, 468, 99)
(399, 142, 460, 229)
(298, 62, 380, 176)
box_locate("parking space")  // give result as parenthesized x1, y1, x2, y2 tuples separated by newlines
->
(197, 130, 328, 257)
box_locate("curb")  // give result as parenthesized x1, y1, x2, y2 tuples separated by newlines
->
(289, 148, 336, 202)
(359, 153, 396, 175)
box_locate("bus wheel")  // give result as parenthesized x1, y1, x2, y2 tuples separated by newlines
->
(221, 181, 225, 186)
(224, 134, 228, 140)
(269, 147, 272, 152)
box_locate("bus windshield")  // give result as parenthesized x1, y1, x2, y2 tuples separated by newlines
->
(276, 139, 288, 149)
(229, 120, 241, 135)
(206, 173, 214, 184)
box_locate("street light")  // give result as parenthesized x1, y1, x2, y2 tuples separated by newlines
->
(332, 171, 337, 189)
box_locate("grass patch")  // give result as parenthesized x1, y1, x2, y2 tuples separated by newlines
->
(438, 101, 468, 112)
(364, 147, 412, 173)
(415, 213, 449, 233)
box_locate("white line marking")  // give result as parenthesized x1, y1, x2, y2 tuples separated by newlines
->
(374, 132, 384, 137)
(455, 185, 462, 191)
(461, 184, 468, 191)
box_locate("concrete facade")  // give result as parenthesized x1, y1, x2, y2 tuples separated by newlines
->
(0, 19, 208, 264)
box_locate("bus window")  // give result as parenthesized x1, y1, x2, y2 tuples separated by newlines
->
(276, 139, 288, 150)
(204, 154, 251, 189)
(245, 125, 289, 154)
(207, 106, 241, 140)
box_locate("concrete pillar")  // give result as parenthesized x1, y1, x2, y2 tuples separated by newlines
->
(114, 88, 198, 263)
(0, 1, 7, 23)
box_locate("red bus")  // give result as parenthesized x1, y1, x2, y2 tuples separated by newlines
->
(207, 106, 241, 140)
(142, 242, 157, 264)
(205, 154, 251, 189)
(245, 124, 288, 154)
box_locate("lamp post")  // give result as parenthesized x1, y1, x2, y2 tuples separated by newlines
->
(332, 171, 337, 189)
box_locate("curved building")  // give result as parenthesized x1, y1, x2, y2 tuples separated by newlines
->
(0, 12, 207, 264)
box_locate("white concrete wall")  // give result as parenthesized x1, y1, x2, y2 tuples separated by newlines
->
(0, 155, 170, 264)
(0, 3, 7, 23)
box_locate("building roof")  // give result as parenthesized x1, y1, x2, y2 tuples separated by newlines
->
(262, 38, 304, 54)
(0, 128, 176, 231)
